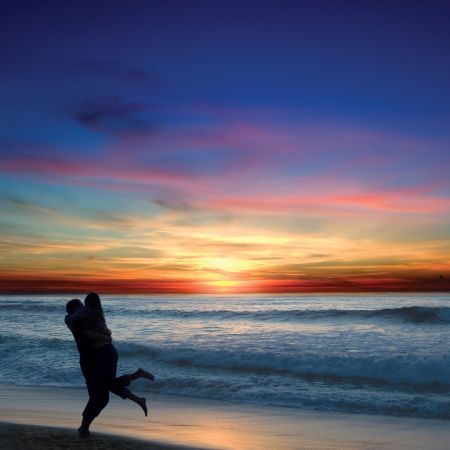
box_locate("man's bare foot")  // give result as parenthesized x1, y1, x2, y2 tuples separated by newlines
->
(78, 427, 91, 438)
(136, 367, 155, 381)
(136, 397, 148, 416)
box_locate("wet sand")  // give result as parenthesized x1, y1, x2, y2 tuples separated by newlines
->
(0, 385, 449, 449)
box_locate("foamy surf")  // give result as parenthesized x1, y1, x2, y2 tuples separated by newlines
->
(0, 294, 449, 418)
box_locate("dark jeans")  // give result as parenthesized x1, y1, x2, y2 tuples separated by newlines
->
(81, 344, 130, 421)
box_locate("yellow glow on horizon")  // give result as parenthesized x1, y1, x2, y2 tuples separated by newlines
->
(205, 278, 263, 294)
(201, 257, 252, 273)
(207, 279, 242, 292)
(2, 194, 450, 293)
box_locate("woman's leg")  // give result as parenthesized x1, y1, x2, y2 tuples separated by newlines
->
(125, 390, 148, 416)
(103, 345, 151, 416)
(124, 367, 155, 382)
(108, 383, 147, 416)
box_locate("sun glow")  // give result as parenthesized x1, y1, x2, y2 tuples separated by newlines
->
(207, 279, 241, 291)
(202, 257, 252, 273)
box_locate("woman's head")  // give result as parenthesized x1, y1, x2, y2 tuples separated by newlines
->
(84, 292, 102, 310)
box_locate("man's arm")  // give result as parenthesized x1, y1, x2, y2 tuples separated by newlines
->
(81, 329, 112, 344)
(65, 308, 92, 329)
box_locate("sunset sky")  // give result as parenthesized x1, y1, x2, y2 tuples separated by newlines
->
(1, 1, 449, 293)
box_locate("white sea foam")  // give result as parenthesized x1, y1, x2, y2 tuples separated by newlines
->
(113, 340, 450, 387)
(0, 294, 449, 418)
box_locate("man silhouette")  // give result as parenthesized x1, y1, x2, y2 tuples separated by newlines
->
(65, 298, 111, 437)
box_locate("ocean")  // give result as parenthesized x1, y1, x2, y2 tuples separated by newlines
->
(0, 293, 449, 419)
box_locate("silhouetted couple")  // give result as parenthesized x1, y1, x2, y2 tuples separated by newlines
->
(65, 293, 154, 437)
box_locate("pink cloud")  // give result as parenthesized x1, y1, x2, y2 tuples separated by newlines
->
(2, 111, 449, 215)
(0, 153, 203, 191)
(198, 185, 450, 215)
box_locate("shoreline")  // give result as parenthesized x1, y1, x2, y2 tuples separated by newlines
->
(1, 381, 448, 422)
(1, 385, 449, 449)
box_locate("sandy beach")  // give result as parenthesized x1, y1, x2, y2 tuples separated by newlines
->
(0, 422, 206, 450)
(0, 385, 449, 450)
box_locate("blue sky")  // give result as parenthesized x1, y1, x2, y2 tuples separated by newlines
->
(0, 0, 449, 293)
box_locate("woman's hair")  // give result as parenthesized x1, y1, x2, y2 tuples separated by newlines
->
(84, 292, 104, 319)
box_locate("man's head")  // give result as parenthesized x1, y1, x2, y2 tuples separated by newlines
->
(66, 298, 83, 314)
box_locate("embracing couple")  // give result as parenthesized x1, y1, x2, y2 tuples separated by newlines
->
(65, 292, 154, 437)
